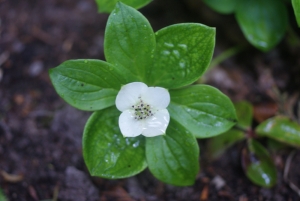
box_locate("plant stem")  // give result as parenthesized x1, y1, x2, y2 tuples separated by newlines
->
(209, 45, 245, 69)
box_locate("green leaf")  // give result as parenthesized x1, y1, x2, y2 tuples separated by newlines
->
(242, 139, 277, 188)
(235, 101, 253, 129)
(168, 85, 237, 138)
(95, 0, 152, 13)
(203, 0, 238, 14)
(104, 2, 156, 83)
(49, 59, 126, 111)
(292, 0, 300, 27)
(146, 119, 199, 186)
(266, 138, 289, 152)
(149, 23, 215, 89)
(235, 0, 288, 51)
(0, 189, 7, 201)
(207, 129, 245, 159)
(83, 107, 147, 178)
(256, 116, 300, 148)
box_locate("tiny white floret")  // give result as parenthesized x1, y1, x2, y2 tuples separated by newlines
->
(115, 82, 170, 137)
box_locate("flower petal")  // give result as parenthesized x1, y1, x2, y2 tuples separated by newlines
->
(119, 110, 143, 137)
(142, 87, 170, 109)
(142, 109, 170, 137)
(116, 82, 148, 111)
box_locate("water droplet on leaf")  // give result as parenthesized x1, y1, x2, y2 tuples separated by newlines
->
(132, 141, 140, 148)
(164, 42, 174, 48)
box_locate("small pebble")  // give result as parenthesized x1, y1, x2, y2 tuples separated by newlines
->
(29, 61, 43, 77)
(211, 175, 226, 190)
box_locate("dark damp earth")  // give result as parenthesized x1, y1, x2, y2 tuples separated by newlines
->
(1, 0, 300, 200)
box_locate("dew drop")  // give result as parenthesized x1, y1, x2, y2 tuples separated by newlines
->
(258, 41, 267, 48)
(172, 50, 180, 59)
(179, 61, 185, 68)
(178, 44, 187, 50)
(162, 50, 170, 55)
(164, 42, 174, 48)
(132, 141, 140, 148)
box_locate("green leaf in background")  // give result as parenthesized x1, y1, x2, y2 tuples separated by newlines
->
(149, 24, 215, 89)
(235, 101, 253, 129)
(168, 85, 237, 138)
(292, 0, 300, 27)
(49, 59, 126, 111)
(256, 116, 300, 148)
(104, 2, 156, 83)
(235, 0, 288, 51)
(96, 0, 152, 13)
(146, 119, 199, 186)
(242, 139, 277, 188)
(0, 189, 7, 201)
(203, 0, 238, 14)
(83, 107, 147, 178)
(266, 138, 289, 152)
(207, 129, 245, 159)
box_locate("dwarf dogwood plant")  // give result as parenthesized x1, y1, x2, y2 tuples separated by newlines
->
(95, 0, 151, 13)
(203, 0, 288, 52)
(116, 82, 170, 137)
(49, 2, 237, 186)
(208, 100, 300, 188)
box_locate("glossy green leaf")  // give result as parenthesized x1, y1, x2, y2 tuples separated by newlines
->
(242, 139, 277, 188)
(256, 116, 300, 148)
(0, 189, 7, 201)
(235, 0, 288, 51)
(235, 101, 253, 129)
(203, 0, 237, 14)
(207, 129, 245, 159)
(104, 2, 155, 83)
(146, 119, 199, 186)
(83, 107, 147, 179)
(95, 0, 152, 13)
(168, 85, 237, 138)
(49, 59, 126, 111)
(292, 0, 300, 27)
(149, 24, 215, 89)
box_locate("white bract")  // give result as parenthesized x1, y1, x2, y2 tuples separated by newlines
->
(115, 82, 170, 137)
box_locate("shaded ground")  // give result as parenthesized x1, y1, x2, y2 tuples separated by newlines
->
(1, 0, 300, 200)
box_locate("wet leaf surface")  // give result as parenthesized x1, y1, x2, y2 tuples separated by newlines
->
(169, 85, 237, 138)
(256, 116, 300, 148)
(146, 119, 199, 186)
(83, 107, 147, 179)
(236, 0, 288, 51)
(242, 139, 277, 188)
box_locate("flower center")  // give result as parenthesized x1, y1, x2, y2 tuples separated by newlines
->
(131, 97, 154, 120)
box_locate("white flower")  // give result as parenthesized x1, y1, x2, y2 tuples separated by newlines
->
(115, 82, 170, 137)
